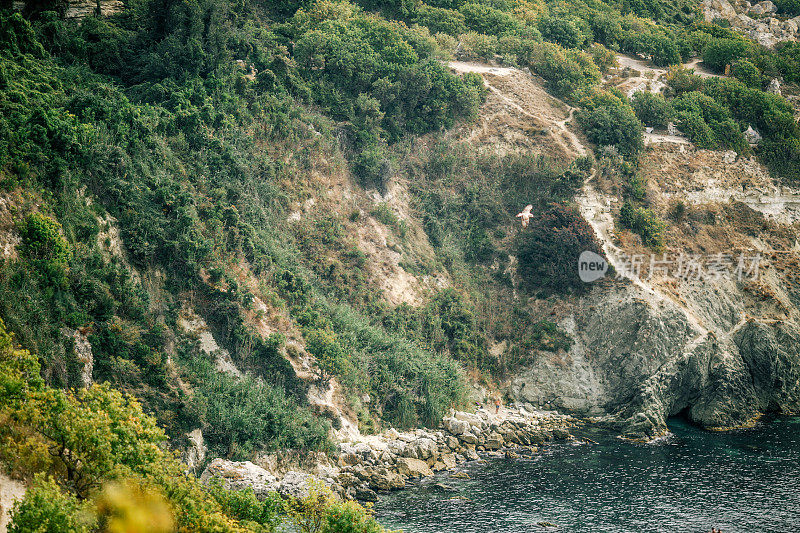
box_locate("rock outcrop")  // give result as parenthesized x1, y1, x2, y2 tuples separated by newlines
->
(199, 409, 573, 501)
(183, 429, 207, 476)
(702, 0, 800, 47)
(61, 327, 93, 388)
(200, 459, 278, 499)
(510, 255, 800, 441)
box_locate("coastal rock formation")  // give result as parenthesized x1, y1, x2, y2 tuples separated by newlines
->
(511, 143, 800, 439)
(183, 429, 207, 476)
(200, 409, 574, 501)
(702, 0, 800, 47)
(200, 459, 278, 499)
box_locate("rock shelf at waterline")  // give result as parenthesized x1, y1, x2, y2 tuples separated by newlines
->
(200, 408, 575, 502)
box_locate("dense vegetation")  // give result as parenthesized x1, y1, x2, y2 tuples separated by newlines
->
(0, 319, 386, 531)
(1, 0, 800, 528)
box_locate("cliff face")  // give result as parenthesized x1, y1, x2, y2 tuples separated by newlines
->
(509, 140, 800, 439)
(510, 282, 800, 440)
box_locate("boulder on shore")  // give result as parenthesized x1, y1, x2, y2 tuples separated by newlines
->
(200, 459, 278, 499)
(395, 457, 433, 478)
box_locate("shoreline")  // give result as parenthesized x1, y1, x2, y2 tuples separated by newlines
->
(200, 407, 577, 502)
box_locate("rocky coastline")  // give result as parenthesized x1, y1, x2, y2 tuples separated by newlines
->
(197, 407, 576, 503)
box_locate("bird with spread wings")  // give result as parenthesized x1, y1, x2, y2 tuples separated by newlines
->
(516, 204, 533, 227)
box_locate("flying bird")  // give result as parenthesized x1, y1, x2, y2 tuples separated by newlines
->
(516, 204, 533, 227)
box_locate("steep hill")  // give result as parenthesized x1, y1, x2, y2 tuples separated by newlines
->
(2, 0, 800, 528)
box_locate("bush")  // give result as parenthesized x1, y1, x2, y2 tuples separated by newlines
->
(459, 3, 523, 36)
(623, 31, 680, 67)
(675, 111, 715, 148)
(458, 31, 498, 61)
(414, 6, 466, 35)
(9, 475, 95, 533)
(732, 59, 762, 88)
(207, 478, 283, 528)
(515, 203, 604, 294)
(524, 320, 573, 353)
(665, 66, 704, 96)
(775, 0, 800, 15)
(186, 357, 331, 458)
(18, 212, 70, 284)
(285, 482, 386, 533)
(578, 102, 643, 157)
(703, 38, 748, 72)
(619, 201, 665, 248)
(524, 42, 600, 97)
(538, 16, 587, 49)
(304, 327, 352, 376)
(352, 145, 391, 190)
(631, 91, 674, 128)
(672, 90, 748, 152)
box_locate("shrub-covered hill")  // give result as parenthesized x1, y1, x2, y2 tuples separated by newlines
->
(2, 0, 800, 529)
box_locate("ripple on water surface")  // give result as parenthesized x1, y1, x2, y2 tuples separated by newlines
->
(373, 417, 800, 533)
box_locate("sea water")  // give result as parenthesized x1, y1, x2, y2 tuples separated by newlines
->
(374, 416, 800, 532)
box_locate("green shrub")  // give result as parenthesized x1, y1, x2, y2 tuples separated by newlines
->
(459, 3, 523, 36)
(524, 320, 573, 353)
(538, 16, 587, 49)
(624, 32, 681, 67)
(631, 91, 674, 128)
(285, 482, 386, 533)
(665, 66, 704, 96)
(9, 475, 95, 533)
(578, 102, 643, 157)
(514, 203, 604, 294)
(370, 202, 399, 227)
(353, 145, 391, 190)
(186, 355, 331, 458)
(414, 5, 466, 35)
(458, 31, 498, 61)
(732, 59, 762, 88)
(18, 212, 70, 284)
(304, 327, 352, 376)
(776, 0, 800, 14)
(619, 201, 665, 249)
(207, 478, 283, 528)
(702, 38, 748, 72)
(524, 42, 600, 97)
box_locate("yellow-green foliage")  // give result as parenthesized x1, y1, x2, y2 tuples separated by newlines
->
(284, 481, 389, 533)
(619, 201, 666, 250)
(17, 212, 70, 284)
(0, 319, 381, 532)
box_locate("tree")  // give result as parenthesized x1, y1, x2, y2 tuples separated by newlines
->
(631, 91, 674, 128)
(515, 203, 604, 294)
(579, 102, 643, 157)
(703, 38, 748, 72)
(538, 16, 587, 49)
(14, 383, 167, 498)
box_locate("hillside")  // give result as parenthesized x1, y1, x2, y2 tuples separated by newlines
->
(1, 0, 800, 530)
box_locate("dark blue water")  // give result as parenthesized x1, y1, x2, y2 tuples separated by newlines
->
(374, 417, 800, 532)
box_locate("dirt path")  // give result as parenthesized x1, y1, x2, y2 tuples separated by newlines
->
(449, 61, 516, 77)
(612, 54, 721, 102)
(0, 473, 25, 533)
(448, 61, 585, 159)
(644, 133, 691, 145)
